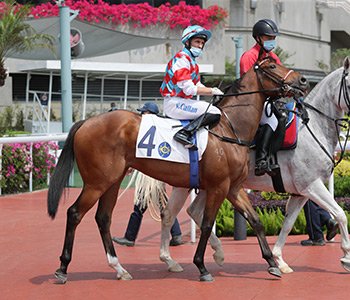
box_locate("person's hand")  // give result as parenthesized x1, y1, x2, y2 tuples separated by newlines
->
(211, 87, 224, 96)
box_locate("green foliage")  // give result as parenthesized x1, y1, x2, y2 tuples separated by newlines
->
(216, 199, 307, 237)
(0, 106, 25, 134)
(0, 0, 54, 60)
(215, 199, 234, 237)
(203, 59, 236, 88)
(261, 191, 289, 201)
(317, 48, 350, 72)
(274, 46, 295, 67)
(334, 159, 350, 177)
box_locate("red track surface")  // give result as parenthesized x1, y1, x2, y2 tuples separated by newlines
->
(1, 188, 350, 300)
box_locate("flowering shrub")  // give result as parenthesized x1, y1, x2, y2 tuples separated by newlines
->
(29, 0, 227, 29)
(0, 141, 58, 194)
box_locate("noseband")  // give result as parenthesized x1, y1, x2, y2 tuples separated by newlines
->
(254, 58, 297, 97)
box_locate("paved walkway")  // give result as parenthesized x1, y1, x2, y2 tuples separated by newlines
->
(1, 188, 350, 300)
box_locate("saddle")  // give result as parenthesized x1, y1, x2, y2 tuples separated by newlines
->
(254, 100, 299, 192)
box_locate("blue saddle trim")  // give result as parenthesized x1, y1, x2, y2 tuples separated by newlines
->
(180, 120, 200, 190)
(285, 101, 296, 126)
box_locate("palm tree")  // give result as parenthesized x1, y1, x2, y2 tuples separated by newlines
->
(0, 0, 54, 86)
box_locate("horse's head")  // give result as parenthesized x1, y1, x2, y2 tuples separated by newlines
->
(251, 57, 309, 98)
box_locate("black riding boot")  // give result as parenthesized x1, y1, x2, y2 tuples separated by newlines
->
(255, 124, 276, 176)
(174, 113, 220, 150)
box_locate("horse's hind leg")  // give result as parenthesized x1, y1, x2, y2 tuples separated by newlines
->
(187, 190, 224, 266)
(55, 187, 102, 283)
(160, 187, 188, 272)
(96, 183, 132, 280)
(227, 189, 281, 278)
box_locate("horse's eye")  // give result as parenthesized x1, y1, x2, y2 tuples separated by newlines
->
(270, 65, 276, 69)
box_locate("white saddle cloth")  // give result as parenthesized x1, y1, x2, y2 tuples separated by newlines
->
(135, 114, 209, 163)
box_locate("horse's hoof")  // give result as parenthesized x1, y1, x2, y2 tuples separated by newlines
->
(268, 267, 282, 278)
(213, 250, 224, 267)
(200, 273, 214, 282)
(168, 263, 184, 273)
(118, 271, 133, 280)
(279, 265, 294, 274)
(54, 269, 67, 284)
(340, 258, 350, 272)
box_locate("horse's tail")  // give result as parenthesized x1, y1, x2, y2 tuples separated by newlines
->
(47, 120, 85, 219)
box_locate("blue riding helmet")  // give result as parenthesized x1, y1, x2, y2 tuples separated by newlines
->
(137, 102, 159, 115)
(181, 25, 212, 45)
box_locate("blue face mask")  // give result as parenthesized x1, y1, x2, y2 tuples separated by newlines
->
(263, 39, 276, 52)
(190, 47, 203, 57)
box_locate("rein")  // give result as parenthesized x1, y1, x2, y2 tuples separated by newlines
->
(208, 59, 299, 147)
(299, 68, 350, 169)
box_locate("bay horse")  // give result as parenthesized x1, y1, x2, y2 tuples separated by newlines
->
(47, 57, 307, 283)
(172, 57, 350, 275)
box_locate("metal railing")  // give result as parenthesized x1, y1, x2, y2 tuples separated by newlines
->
(0, 134, 67, 195)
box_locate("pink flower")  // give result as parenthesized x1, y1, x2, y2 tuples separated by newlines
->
(27, 1, 227, 29)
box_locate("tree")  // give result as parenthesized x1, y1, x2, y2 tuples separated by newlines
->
(0, 0, 54, 86)
(317, 48, 350, 73)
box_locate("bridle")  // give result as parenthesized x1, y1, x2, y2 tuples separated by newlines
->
(298, 67, 350, 170)
(209, 58, 304, 147)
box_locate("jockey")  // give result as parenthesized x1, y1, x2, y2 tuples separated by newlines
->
(239, 19, 282, 176)
(160, 25, 223, 150)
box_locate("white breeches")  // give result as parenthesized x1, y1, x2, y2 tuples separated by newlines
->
(260, 102, 278, 131)
(163, 96, 221, 120)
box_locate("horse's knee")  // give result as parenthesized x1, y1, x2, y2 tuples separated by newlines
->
(334, 210, 347, 224)
(161, 210, 173, 227)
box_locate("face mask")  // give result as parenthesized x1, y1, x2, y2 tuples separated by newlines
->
(190, 47, 203, 57)
(263, 40, 276, 52)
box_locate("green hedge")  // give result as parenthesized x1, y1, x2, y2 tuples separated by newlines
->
(216, 199, 350, 237)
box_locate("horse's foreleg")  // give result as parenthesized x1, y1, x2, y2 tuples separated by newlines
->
(96, 183, 132, 280)
(160, 187, 188, 272)
(55, 187, 101, 283)
(272, 196, 307, 274)
(187, 190, 224, 266)
(304, 179, 350, 272)
(227, 189, 281, 278)
(193, 188, 227, 282)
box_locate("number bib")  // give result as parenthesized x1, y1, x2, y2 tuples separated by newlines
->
(135, 114, 208, 163)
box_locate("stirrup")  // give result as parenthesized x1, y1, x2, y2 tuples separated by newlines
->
(174, 132, 198, 151)
(255, 160, 269, 176)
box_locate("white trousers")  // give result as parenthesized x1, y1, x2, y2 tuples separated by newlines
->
(163, 96, 221, 120)
(260, 102, 278, 131)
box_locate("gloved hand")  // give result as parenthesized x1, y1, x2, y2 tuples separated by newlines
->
(211, 87, 224, 96)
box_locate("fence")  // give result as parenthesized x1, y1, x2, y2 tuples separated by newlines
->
(0, 134, 67, 195)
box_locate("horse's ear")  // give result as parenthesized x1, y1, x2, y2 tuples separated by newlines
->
(344, 56, 350, 70)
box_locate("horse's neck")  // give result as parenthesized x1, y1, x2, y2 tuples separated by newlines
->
(303, 69, 344, 151)
(219, 83, 264, 141)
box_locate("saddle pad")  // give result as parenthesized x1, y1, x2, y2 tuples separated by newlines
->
(136, 114, 209, 163)
(282, 101, 298, 149)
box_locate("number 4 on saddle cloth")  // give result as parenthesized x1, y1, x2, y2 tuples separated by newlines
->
(136, 114, 209, 190)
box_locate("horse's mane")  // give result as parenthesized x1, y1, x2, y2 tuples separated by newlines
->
(222, 78, 243, 95)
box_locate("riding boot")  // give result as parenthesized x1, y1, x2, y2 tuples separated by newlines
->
(255, 124, 276, 176)
(174, 113, 220, 150)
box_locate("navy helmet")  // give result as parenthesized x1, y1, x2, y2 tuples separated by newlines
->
(137, 102, 159, 115)
(252, 19, 279, 38)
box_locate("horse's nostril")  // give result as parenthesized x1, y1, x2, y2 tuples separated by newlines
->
(300, 77, 308, 85)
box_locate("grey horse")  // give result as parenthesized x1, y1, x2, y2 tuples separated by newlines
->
(159, 57, 350, 275)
